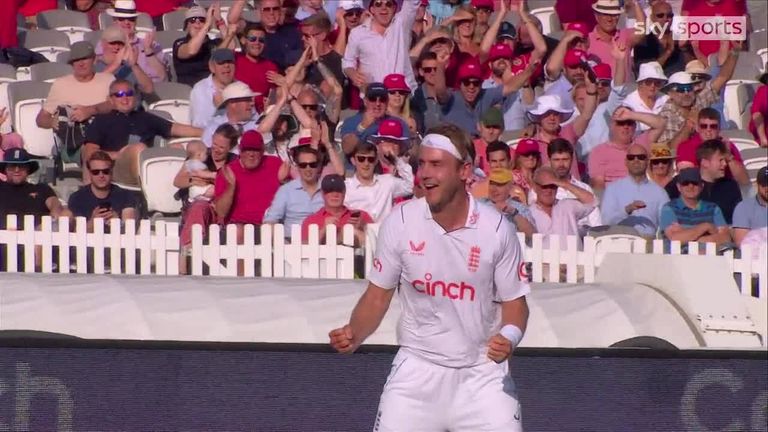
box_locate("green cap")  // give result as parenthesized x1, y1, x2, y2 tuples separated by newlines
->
(480, 107, 504, 128)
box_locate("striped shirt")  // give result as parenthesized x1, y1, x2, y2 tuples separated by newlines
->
(659, 198, 727, 237)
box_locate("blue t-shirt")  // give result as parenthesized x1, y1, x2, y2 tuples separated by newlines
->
(440, 86, 508, 136)
(732, 196, 768, 230)
(659, 198, 727, 235)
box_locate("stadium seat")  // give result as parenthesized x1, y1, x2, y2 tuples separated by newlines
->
(734, 82, 758, 130)
(241, 9, 260, 23)
(154, 30, 185, 57)
(529, 7, 557, 35)
(29, 62, 71, 83)
(7, 81, 55, 159)
(36, 10, 91, 44)
(162, 10, 187, 32)
(732, 53, 764, 80)
(147, 81, 192, 125)
(0, 64, 16, 133)
(139, 147, 187, 215)
(20, 30, 71, 63)
(83, 30, 103, 47)
(723, 80, 759, 129)
(741, 147, 768, 182)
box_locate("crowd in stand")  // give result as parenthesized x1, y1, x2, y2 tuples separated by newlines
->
(0, 0, 766, 274)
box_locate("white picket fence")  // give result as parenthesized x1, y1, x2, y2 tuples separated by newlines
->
(0, 215, 766, 299)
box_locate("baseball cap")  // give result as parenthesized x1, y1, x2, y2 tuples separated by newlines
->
(68, 41, 95, 64)
(321, 174, 346, 193)
(594, 63, 612, 81)
(211, 48, 235, 64)
(185, 6, 206, 20)
(365, 82, 388, 99)
(383, 74, 410, 92)
(565, 22, 590, 39)
(471, 0, 494, 9)
(677, 168, 702, 184)
(101, 25, 127, 44)
(369, 118, 408, 143)
(515, 138, 542, 155)
(757, 165, 768, 186)
(480, 107, 504, 128)
(488, 43, 513, 63)
(240, 130, 265, 151)
(564, 49, 588, 68)
(488, 168, 513, 184)
(498, 22, 516, 40)
(457, 60, 483, 81)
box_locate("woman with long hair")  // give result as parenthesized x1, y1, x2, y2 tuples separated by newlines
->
(383, 74, 418, 143)
(510, 138, 543, 200)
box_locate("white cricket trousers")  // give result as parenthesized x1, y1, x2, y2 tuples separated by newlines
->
(373, 349, 523, 432)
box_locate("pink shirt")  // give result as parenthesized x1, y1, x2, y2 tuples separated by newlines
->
(214, 156, 282, 224)
(676, 134, 743, 179)
(530, 199, 596, 249)
(749, 85, 768, 141)
(588, 131, 652, 184)
(588, 28, 633, 78)
(514, 124, 581, 178)
(301, 206, 373, 241)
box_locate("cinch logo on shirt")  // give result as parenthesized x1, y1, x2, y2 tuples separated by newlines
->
(412, 273, 476, 302)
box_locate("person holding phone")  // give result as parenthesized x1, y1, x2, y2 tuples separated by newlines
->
(67, 151, 137, 230)
(301, 174, 373, 245)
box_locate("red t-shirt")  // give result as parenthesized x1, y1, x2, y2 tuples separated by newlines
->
(18, 0, 56, 17)
(555, 0, 597, 31)
(135, 0, 188, 18)
(214, 156, 282, 224)
(681, 0, 747, 57)
(234, 53, 279, 114)
(0, 0, 23, 49)
(301, 207, 373, 241)
(676, 133, 744, 179)
(749, 85, 768, 141)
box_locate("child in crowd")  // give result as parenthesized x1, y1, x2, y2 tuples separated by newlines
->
(184, 141, 214, 202)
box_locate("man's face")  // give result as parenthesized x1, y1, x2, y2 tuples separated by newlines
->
(479, 123, 501, 143)
(638, 79, 665, 99)
(344, 8, 364, 28)
(677, 180, 703, 200)
(261, 0, 282, 28)
(491, 58, 509, 78)
(535, 182, 558, 205)
(697, 117, 720, 141)
(517, 24, 532, 46)
(352, 150, 377, 180)
(296, 152, 321, 184)
(549, 151, 573, 179)
(487, 149, 511, 170)
(186, 16, 207, 35)
(110, 83, 136, 113)
(323, 191, 345, 208)
(595, 12, 619, 33)
(597, 79, 611, 102)
(244, 30, 267, 58)
(701, 151, 727, 180)
(228, 98, 255, 121)
(211, 135, 231, 161)
(114, 16, 136, 36)
(307, 0, 323, 9)
(211, 60, 235, 84)
(610, 118, 637, 144)
(3, 164, 30, 185)
(459, 78, 482, 104)
(298, 92, 319, 120)
(370, 0, 396, 27)
(418, 146, 470, 214)
(419, 59, 438, 85)
(488, 181, 512, 204)
(670, 86, 696, 109)
(364, 95, 388, 118)
(564, 65, 585, 84)
(651, 2, 673, 26)
(71, 57, 95, 79)
(102, 39, 124, 56)
(301, 24, 326, 49)
(625, 146, 649, 177)
(240, 148, 263, 169)
(758, 183, 768, 202)
(539, 111, 562, 134)
(88, 159, 113, 190)
(272, 118, 290, 141)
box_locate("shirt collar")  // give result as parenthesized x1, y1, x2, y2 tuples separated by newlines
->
(422, 194, 481, 229)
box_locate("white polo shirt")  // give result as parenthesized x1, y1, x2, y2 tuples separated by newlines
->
(368, 196, 530, 368)
(343, 161, 414, 222)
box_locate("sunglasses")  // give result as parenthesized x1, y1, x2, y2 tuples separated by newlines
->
(186, 17, 205, 24)
(355, 155, 377, 164)
(89, 168, 112, 176)
(345, 9, 363, 17)
(699, 123, 719, 130)
(461, 79, 482, 88)
(367, 95, 388, 103)
(372, 0, 395, 8)
(475, 7, 492, 13)
(116, 17, 136, 22)
(615, 120, 636, 127)
(388, 90, 409, 96)
(246, 35, 266, 43)
(651, 159, 671, 165)
(111, 90, 135, 98)
(108, 41, 125, 46)
(691, 74, 709, 82)
(626, 154, 648, 161)
(262, 6, 281, 12)
(297, 161, 319, 169)
(301, 104, 319, 111)
(655, 12, 674, 19)
(674, 85, 695, 93)
(421, 66, 437, 73)
(680, 181, 701, 187)
(537, 183, 558, 190)
(641, 79, 665, 87)
(597, 80, 612, 87)
(518, 152, 540, 157)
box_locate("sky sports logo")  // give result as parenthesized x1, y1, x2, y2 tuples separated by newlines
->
(634, 16, 747, 41)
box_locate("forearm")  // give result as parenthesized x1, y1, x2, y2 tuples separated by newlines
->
(633, 112, 665, 130)
(145, 55, 167, 81)
(729, 160, 750, 186)
(559, 181, 594, 204)
(334, 24, 348, 55)
(327, 147, 345, 176)
(213, 189, 235, 219)
(171, 124, 203, 138)
(521, 11, 547, 56)
(178, 33, 207, 59)
(732, 228, 748, 246)
(513, 214, 536, 237)
(227, 0, 246, 25)
(36, 109, 55, 128)
(667, 224, 709, 242)
(480, 9, 505, 56)
(668, 125, 693, 150)
(92, 100, 113, 115)
(501, 297, 529, 332)
(131, 64, 154, 94)
(699, 230, 730, 245)
(341, 134, 361, 156)
(257, 99, 287, 132)
(348, 284, 395, 346)
(289, 100, 314, 128)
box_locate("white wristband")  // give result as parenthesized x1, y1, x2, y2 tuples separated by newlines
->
(500, 324, 524, 348)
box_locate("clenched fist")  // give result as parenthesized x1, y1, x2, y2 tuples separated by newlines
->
(329, 324, 357, 354)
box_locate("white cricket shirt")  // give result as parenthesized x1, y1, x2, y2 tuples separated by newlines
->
(368, 195, 530, 368)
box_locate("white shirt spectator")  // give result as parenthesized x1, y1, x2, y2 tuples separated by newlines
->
(367, 196, 530, 368)
(621, 90, 668, 132)
(190, 75, 221, 128)
(530, 198, 596, 249)
(342, 0, 420, 91)
(529, 177, 602, 233)
(344, 158, 414, 222)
